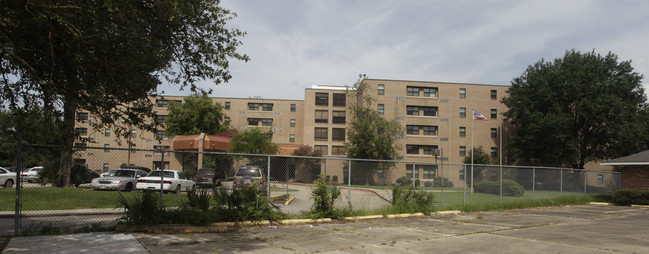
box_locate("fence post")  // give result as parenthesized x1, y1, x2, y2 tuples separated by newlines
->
(440, 149, 444, 203)
(532, 167, 535, 201)
(348, 159, 351, 201)
(412, 163, 416, 189)
(463, 164, 467, 205)
(160, 148, 165, 210)
(560, 168, 563, 197)
(584, 170, 587, 195)
(267, 155, 271, 197)
(499, 165, 503, 203)
(14, 124, 23, 236)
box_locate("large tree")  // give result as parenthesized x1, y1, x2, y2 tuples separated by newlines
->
(164, 94, 230, 138)
(229, 128, 279, 155)
(345, 76, 404, 185)
(502, 50, 649, 168)
(0, 0, 248, 186)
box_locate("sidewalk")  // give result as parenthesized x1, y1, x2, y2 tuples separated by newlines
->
(3, 232, 148, 253)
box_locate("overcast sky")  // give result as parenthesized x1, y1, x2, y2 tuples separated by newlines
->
(159, 0, 649, 100)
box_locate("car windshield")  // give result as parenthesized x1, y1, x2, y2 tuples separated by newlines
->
(113, 170, 135, 178)
(147, 171, 174, 178)
(236, 168, 261, 177)
(196, 169, 214, 175)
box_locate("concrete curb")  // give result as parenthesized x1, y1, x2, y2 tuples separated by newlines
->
(589, 202, 614, 206)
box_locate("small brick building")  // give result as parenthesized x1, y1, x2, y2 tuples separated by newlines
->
(601, 150, 649, 190)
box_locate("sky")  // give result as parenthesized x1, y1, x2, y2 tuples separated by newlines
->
(158, 0, 649, 100)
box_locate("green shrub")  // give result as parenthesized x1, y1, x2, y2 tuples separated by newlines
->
(424, 181, 433, 187)
(212, 184, 286, 222)
(474, 179, 524, 197)
(395, 176, 412, 186)
(612, 190, 649, 206)
(415, 179, 421, 187)
(432, 177, 454, 187)
(331, 175, 338, 183)
(390, 185, 435, 215)
(118, 190, 161, 225)
(309, 175, 348, 219)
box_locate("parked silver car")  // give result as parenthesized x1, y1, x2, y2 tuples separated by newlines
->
(0, 167, 16, 188)
(21, 166, 43, 183)
(233, 165, 267, 194)
(90, 168, 149, 191)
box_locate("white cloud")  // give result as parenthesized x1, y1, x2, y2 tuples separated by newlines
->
(158, 0, 649, 99)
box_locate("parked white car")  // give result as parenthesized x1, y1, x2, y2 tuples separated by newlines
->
(136, 170, 195, 194)
(91, 168, 149, 191)
(0, 167, 16, 188)
(21, 166, 43, 183)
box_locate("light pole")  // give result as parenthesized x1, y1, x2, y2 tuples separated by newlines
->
(432, 149, 442, 203)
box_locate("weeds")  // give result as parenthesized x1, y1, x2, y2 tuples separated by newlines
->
(388, 185, 435, 215)
(307, 175, 355, 219)
(117, 190, 161, 225)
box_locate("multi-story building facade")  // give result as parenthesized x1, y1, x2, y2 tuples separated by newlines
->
(74, 78, 509, 183)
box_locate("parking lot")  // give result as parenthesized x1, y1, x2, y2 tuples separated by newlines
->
(132, 205, 649, 253)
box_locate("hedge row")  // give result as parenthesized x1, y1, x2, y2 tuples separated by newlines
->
(612, 190, 649, 206)
(474, 179, 525, 197)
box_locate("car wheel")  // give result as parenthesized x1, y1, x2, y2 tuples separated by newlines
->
(174, 185, 181, 194)
(124, 183, 133, 192)
(4, 179, 13, 188)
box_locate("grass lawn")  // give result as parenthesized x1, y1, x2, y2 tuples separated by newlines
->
(433, 190, 588, 209)
(0, 187, 189, 211)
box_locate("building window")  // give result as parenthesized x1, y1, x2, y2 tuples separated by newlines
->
(248, 118, 259, 126)
(290, 119, 296, 127)
(262, 103, 273, 111)
(491, 147, 498, 157)
(131, 129, 137, 138)
(423, 165, 437, 179)
(77, 112, 88, 121)
(378, 84, 385, 95)
(332, 111, 346, 124)
(422, 145, 437, 155)
(248, 103, 259, 111)
(225, 101, 230, 110)
(406, 106, 419, 116)
(332, 128, 345, 141)
(333, 93, 346, 107)
(406, 145, 419, 155)
(315, 110, 328, 123)
(315, 93, 329, 106)
(76, 128, 88, 136)
(289, 134, 295, 143)
(406, 125, 419, 135)
(423, 126, 437, 136)
(460, 146, 466, 157)
(459, 88, 466, 99)
(490, 171, 497, 181)
(407, 87, 420, 96)
(332, 146, 345, 156)
(491, 109, 498, 119)
(156, 115, 168, 122)
(314, 145, 328, 155)
(491, 90, 497, 100)
(130, 144, 136, 153)
(376, 168, 384, 178)
(422, 107, 437, 116)
(156, 100, 168, 108)
(104, 144, 110, 152)
(405, 165, 420, 178)
(597, 174, 604, 184)
(460, 169, 465, 180)
(156, 130, 165, 139)
(423, 87, 437, 98)
(262, 118, 273, 126)
(290, 104, 296, 112)
(459, 127, 466, 137)
(105, 128, 110, 137)
(103, 163, 109, 171)
(378, 104, 384, 115)
(314, 127, 328, 141)
(75, 142, 87, 151)
(460, 107, 466, 118)
(491, 128, 497, 138)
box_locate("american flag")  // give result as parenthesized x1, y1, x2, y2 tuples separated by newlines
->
(473, 111, 488, 121)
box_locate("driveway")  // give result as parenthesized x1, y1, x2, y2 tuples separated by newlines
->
(134, 205, 649, 253)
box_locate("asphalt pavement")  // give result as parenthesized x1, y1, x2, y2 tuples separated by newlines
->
(3, 204, 649, 253)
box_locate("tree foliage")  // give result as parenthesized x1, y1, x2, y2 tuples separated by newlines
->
(164, 94, 230, 138)
(0, 108, 62, 167)
(463, 146, 492, 165)
(228, 128, 279, 155)
(0, 0, 248, 186)
(502, 50, 649, 168)
(345, 77, 403, 160)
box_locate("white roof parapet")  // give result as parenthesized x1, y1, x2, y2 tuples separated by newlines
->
(311, 84, 350, 90)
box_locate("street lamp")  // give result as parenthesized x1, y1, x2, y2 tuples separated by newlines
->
(432, 149, 443, 203)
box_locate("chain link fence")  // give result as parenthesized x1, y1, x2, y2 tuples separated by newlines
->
(1, 145, 621, 236)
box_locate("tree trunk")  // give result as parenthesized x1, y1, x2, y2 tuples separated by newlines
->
(57, 98, 78, 187)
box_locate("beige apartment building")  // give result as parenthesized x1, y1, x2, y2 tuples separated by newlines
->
(74, 78, 510, 184)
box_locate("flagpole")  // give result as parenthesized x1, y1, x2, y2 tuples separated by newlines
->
(471, 109, 474, 194)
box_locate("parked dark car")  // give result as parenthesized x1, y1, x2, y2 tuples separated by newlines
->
(70, 164, 100, 187)
(193, 168, 224, 188)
